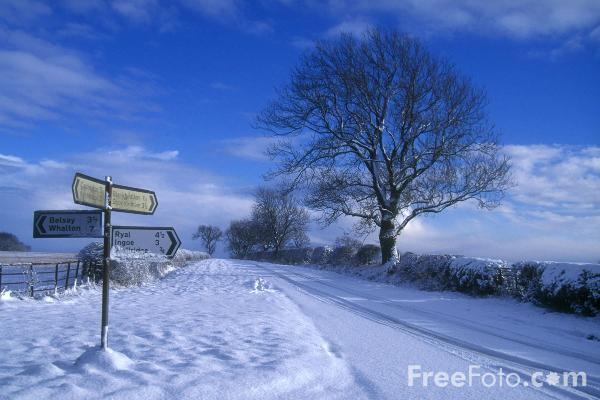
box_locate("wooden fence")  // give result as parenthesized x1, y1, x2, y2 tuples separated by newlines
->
(0, 260, 102, 297)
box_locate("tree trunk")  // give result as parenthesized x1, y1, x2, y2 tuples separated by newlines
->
(379, 217, 399, 265)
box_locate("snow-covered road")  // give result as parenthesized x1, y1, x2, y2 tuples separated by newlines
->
(1, 259, 598, 400)
(251, 261, 600, 400)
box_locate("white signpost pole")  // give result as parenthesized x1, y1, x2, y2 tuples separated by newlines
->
(101, 176, 112, 350)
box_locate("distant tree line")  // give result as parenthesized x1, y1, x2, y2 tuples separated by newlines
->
(194, 186, 383, 265)
(193, 187, 309, 258)
(0, 232, 31, 252)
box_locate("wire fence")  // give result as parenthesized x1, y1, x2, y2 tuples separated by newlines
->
(0, 260, 102, 297)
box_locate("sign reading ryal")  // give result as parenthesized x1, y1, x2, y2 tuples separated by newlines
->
(33, 210, 103, 238)
(72, 172, 158, 215)
(111, 226, 181, 258)
(34, 172, 172, 349)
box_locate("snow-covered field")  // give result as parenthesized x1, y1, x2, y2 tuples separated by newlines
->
(0, 251, 77, 264)
(1, 259, 599, 399)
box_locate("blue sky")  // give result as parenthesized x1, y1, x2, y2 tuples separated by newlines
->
(0, 0, 599, 261)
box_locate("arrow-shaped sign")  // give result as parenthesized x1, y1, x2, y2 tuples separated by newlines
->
(33, 210, 103, 238)
(72, 172, 158, 215)
(111, 226, 181, 258)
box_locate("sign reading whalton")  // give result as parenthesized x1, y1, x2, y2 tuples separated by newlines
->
(72, 172, 158, 215)
(36, 172, 168, 350)
(33, 210, 103, 238)
(111, 226, 181, 258)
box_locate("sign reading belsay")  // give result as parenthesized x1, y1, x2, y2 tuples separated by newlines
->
(72, 172, 158, 215)
(34, 171, 180, 350)
(33, 210, 103, 238)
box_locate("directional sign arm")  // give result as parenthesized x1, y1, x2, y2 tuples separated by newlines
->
(72, 173, 106, 209)
(72, 172, 158, 215)
(111, 226, 180, 258)
(33, 210, 103, 239)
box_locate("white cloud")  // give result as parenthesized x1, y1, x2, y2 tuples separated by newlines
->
(0, 0, 52, 26)
(0, 146, 254, 253)
(107, 145, 179, 161)
(318, 0, 600, 39)
(111, 0, 159, 23)
(0, 154, 26, 167)
(0, 27, 158, 130)
(210, 81, 236, 91)
(309, 143, 600, 262)
(217, 136, 278, 161)
(503, 144, 600, 214)
(180, 0, 272, 36)
(1, 143, 598, 261)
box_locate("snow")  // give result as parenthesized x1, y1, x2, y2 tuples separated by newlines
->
(254, 261, 600, 399)
(449, 256, 508, 272)
(0, 288, 14, 301)
(0, 259, 360, 400)
(1, 258, 599, 399)
(0, 251, 77, 264)
(533, 261, 600, 287)
(75, 347, 135, 372)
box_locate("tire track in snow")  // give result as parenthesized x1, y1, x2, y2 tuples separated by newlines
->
(286, 267, 600, 366)
(258, 263, 600, 400)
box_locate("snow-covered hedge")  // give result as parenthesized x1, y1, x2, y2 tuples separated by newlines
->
(249, 244, 381, 266)
(389, 254, 600, 316)
(311, 246, 333, 265)
(513, 261, 599, 316)
(247, 248, 314, 265)
(330, 246, 357, 265)
(242, 244, 599, 316)
(77, 243, 209, 286)
(78, 242, 104, 264)
(393, 253, 508, 296)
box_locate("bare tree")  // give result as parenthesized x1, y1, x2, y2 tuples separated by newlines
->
(334, 233, 362, 252)
(252, 187, 310, 254)
(257, 28, 511, 264)
(225, 219, 259, 258)
(192, 225, 222, 255)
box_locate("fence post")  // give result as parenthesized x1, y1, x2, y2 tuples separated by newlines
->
(54, 263, 59, 294)
(65, 262, 71, 291)
(74, 261, 80, 289)
(0, 265, 3, 291)
(28, 264, 34, 297)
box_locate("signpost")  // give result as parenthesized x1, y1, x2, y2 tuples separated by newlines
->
(101, 176, 112, 350)
(33, 171, 177, 350)
(73, 172, 158, 215)
(111, 226, 181, 258)
(33, 210, 103, 238)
